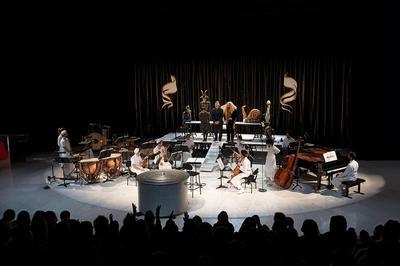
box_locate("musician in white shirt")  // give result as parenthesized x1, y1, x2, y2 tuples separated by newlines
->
(59, 130, 72, 158)
(332, 152, 359, 194)
(130, 148, 149, 175)
(158, 157, 172, 170)
(153, 140, 167, 164)
(57, 127, 65, 149)
(58, 130, 74, 175)
(265, 138, 280, 183)
(229, 150, 252, 194)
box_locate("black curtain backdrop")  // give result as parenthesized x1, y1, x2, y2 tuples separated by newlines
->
(129, 56, 352, 147)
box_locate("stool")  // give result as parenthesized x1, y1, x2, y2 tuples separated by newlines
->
(342, 178, 366, 198)
(183, 163, 202, 197)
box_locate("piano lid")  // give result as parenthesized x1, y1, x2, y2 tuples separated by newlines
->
(297, 146, 335, 163)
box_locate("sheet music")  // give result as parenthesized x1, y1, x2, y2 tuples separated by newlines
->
(323, 151, 337, 162)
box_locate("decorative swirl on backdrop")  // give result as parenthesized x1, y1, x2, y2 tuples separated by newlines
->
(280, 73, 297, 113)
(161, 75, 177, 110)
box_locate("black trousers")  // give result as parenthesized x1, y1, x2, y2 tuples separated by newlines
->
(226, 121, 235, 142)
(213, 123, 222, 141)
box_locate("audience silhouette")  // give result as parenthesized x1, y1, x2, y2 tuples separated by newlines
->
(0, 207, 398, 266)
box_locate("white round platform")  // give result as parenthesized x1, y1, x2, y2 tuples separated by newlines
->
(46, 165, 385, 218)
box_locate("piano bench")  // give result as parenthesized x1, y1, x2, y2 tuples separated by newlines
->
(342, 178, 366, 198)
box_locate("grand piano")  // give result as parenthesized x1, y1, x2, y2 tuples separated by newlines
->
(296, 145, 349, 191)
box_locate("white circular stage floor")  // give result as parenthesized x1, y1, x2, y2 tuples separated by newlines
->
(46, 164, 385, 218)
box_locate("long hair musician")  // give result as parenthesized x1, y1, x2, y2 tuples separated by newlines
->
(228, 150, 252, 194)
(223, 101, 238, 143)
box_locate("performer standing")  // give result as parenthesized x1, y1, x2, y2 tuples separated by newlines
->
(59, 130, 72, 158)
(182, 105, 192, 123)
(264, 138, 280, 184)
(223, 101, 238, 143)
(182, 105, 192, 133)
(58, 130, 74, 175)
(261, 100, 273, 141)
(199, 106, 211, 141)
(332, 152, 359, 194)
(130, 148, 149, 175)
(57, 127, 65, 149)
(211, 101, 224, 141)
(229, 150, 252, 194)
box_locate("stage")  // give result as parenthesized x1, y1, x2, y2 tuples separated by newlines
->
(0, 153, 398, 233)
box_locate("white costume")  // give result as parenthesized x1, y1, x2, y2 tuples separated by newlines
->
(59, 133, 73, 175)
(57, 133, 63, 149)
(264, 145, 280, 181)
(59, 136, 71, 158)
(130, 148, 149, 175)
(332, 160, 359, 192)
(231, 157, 252, 193)
(159, 160, 172, 170)
(153, 144, 167, 164)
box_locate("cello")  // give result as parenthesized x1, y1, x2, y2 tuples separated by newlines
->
(228, 149, 242, 183)
(274, 138, 302, 189)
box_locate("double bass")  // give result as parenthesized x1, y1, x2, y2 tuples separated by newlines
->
(274, 138, 302, 189)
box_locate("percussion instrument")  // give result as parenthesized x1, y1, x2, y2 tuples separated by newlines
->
(110, 153, 122, 169)
(79, 158, 101, 183)
(101, 153, 122, 177)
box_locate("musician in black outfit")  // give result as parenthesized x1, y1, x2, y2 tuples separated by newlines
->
(260, 100, 274, 141)
(211, 101, 224, 141)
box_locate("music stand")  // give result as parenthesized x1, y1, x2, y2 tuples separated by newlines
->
(216, 157, 229, 189)
(98, 148, 112, 159)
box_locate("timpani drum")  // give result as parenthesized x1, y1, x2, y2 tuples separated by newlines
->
(110, 153, 122, 169)
(79, 158, 101, 183)
(101, 153, 122, 177)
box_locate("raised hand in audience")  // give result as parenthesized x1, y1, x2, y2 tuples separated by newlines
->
(156, 205, 161, 218)
(183, 211, 189, 221)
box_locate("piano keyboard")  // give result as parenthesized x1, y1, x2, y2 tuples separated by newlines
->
(326, 166, 346, 174)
